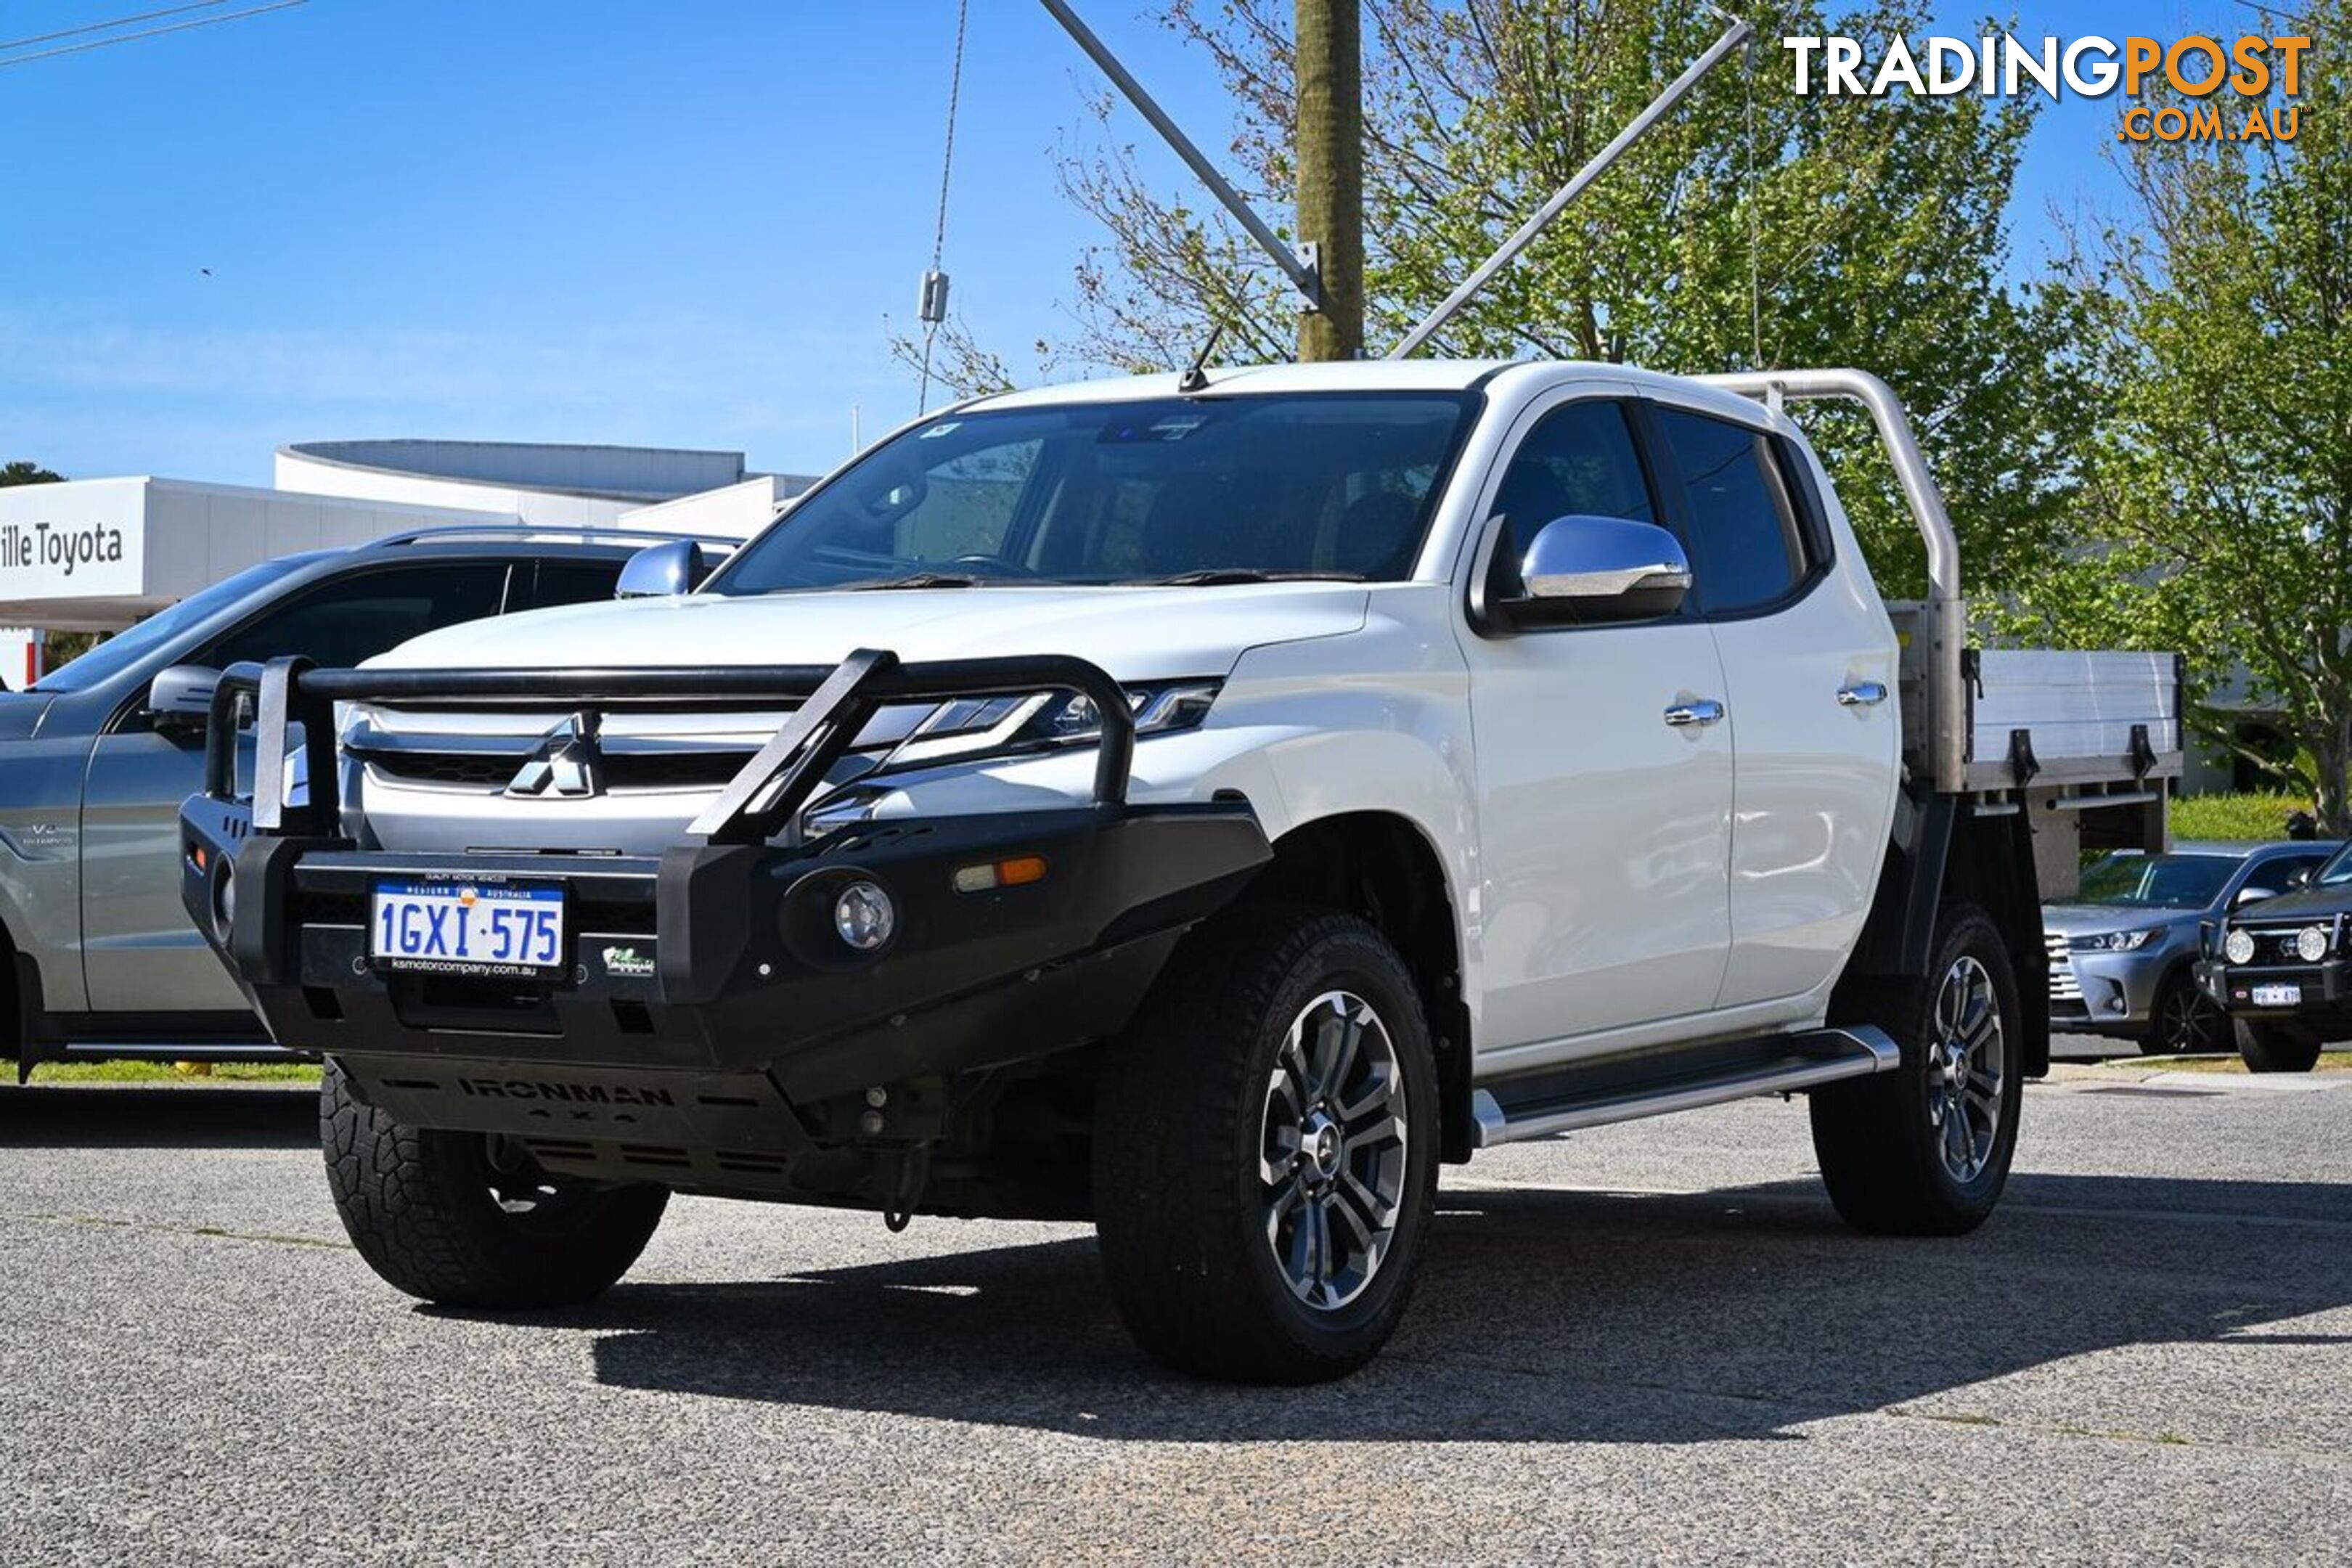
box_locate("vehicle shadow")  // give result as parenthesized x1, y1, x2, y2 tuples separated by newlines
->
(0, 1084, 318, 1149)
(578, 1172, 2352, 1443)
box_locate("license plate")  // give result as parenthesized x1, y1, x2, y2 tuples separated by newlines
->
(2252, 982, 2303, 1008)
(369, 880, 565, 977)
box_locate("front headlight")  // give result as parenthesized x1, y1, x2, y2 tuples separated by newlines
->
(800, 680, 1225, 838)
(2224, 928, 2257, 964)
(890, 680, 1221, 767)
(2297, 925, 2332, 963)
(2071, 928, 2159, 953)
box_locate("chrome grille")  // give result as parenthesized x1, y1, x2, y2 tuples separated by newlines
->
(2044, 931, 2082, 1002)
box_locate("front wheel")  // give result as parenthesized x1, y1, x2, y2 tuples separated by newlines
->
(2143, 970, 2226, 1056)
(1812, 905, 2025, 1236)
(322, 1059, 668, 1308)
(1093, 906, 1438, 1384)
(2236, 1018, 2324, 1074)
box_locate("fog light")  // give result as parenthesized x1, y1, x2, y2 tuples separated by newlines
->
(2298, 925, 2330, 963)
(2224, 928, 2255, 965)
(833, 881, 895, 952)
(212, 863, 236, 942)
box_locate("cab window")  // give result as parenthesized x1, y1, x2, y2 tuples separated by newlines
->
(1651, 407, 1810, 616)
(204, 563, 510, 671)
(1490, 400, 1657, 534)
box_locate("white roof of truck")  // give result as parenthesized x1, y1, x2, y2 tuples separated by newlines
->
(963, 359, 1784, 430)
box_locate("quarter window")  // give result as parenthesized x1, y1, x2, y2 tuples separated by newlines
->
(1652, 408, 1810, 616)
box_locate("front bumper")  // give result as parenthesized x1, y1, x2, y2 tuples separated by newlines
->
(179, 650, 1270, 1111)
(2196, 957, 2352, 1019)
(2047, 945, 2173, 1033)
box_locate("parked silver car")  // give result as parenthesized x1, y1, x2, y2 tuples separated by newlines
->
(1, 526, 722, 1074)
(2044, 840, 2339, 1055)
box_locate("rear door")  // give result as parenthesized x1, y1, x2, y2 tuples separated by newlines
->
(1644, 403, 1900, 1013)
(78, 560, 510, 1014)
(1456, 393, 1736, 1061)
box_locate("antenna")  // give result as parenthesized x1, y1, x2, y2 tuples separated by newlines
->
(1387, 14, 1755, 359)
(1177, 320, 1228, 394)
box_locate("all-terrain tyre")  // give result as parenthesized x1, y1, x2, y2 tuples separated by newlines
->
(2235, 1018, 2324, 1074)
(322, 1058, 668, 1308)
(2141, 970, 2226, 1056)
(1093, 905, 1439, 1384)
(1812, 905, 2025, 1236)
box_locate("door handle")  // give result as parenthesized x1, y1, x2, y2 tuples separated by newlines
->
(1663, 698, 1726, 729)
(1837, 682, 1889, 708)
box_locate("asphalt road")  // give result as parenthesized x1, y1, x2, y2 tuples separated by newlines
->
(2, 1067, 2348, 1566)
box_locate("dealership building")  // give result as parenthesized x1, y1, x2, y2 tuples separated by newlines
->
(0, 439, 817, 685)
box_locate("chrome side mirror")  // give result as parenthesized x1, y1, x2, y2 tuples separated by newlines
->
(616, 539, 708, 600)
(1494, 515, 1691, 629)
(146, 664, 219, 734)
(2235, 885, 2279, 907)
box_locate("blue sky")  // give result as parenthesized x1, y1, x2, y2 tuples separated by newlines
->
(0, 1, 2264, 486)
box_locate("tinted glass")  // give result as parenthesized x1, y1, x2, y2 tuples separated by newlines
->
(1490, 400, 1656, 533)
(205, 563, 510, 671)
(712, 394, 1477, 593)
(2243, 852, 2329, 896)
(2078, 852, 2236, 909)
(1653, 408, 1807, 614)
(30, 556, 315, 693)
(528, 560, 624, 609)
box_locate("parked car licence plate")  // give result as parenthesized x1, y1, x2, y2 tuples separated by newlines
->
(2251, 982, 2303, 1008)
(369, 880, 566, 976)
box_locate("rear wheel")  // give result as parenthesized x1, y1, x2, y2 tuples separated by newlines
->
(1812, 905, 2025, 1236)
(321, 1058, 667, 1308)
(2143, 970, 2226, 1056)
(2235, 1018, 2324, 1074)
(1093, 905, 1437, 1384)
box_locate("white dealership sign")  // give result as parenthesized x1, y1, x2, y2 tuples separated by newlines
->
(0, 477, 145, 607)
(0, 476, 519, 631)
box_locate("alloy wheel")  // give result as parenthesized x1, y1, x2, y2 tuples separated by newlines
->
(2157, 981, 2222, 1054)
(1927, 955, 2006, 1184)
(1259, 990, 1410, 1312)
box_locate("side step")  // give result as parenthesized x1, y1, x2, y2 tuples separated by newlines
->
(1470, 1026, 1899, 1148)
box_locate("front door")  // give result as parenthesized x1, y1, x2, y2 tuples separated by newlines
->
(1458, 395, 1734, 1062)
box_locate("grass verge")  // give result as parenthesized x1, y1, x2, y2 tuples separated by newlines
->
(2168, 792, 2316, 842)
(2102, 1050, 2352, 1074)
(1, 1058, 321, 1085)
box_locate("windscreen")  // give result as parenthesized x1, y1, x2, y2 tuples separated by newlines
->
(711, 393, 1478, 595)
(30, 555, 313, 694)
(2075, 852, 2235, 909)
(2319, 844, 2352, 886)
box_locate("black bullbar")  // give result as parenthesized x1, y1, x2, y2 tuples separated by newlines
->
(178, 648, 1271, 1101)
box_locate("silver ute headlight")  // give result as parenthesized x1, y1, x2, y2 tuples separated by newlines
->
(2224, 928, 2257, 964)
(893, 680, 1222, 766)
(2072, 928, 2157, 953)
(2298, 925, 2331, 963)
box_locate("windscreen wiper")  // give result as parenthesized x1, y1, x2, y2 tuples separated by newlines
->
(1134, 569, 1368, 587)
(844, 571, 991, 590)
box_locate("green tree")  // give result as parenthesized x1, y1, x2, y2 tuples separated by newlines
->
(917, 0, 2086, 598)
(1, 461, 64, 486)
(2010, 4, 2352, 826)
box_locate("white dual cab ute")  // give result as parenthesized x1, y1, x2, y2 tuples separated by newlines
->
(181, 359, 2180, 1383)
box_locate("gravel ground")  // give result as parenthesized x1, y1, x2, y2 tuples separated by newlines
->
(1, 1066, 2347, 1566)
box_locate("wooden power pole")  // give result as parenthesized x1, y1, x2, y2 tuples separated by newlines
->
(1294, 0, 1363, 362)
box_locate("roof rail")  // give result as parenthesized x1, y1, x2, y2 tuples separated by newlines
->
(360, 524, 743, 552)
